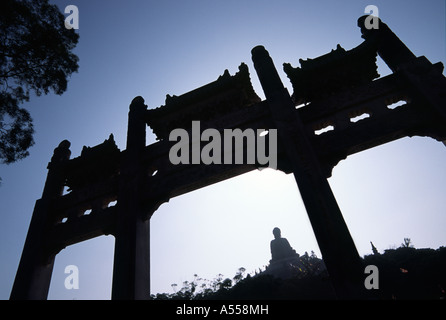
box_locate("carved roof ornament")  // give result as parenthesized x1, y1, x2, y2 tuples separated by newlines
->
(146, 63, 261, 141)
(64, 134, 120, 192)
(284, 41, 380, 105)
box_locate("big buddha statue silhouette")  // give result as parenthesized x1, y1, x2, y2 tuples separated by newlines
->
(270, 227, 298, 262)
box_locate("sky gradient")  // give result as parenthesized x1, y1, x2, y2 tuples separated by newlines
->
(1, 0, 445, 299)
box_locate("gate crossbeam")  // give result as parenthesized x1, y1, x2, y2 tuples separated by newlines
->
(11, 15, 446, 300)
(300, 64, 446, 176)
(46, 206, 117, 255)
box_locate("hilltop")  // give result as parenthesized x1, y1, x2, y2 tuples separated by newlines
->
(151, 245, 446, 300)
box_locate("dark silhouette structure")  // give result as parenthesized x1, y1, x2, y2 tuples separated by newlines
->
(10, 16, 446, 299)
(270, 227, 298, 262)
(266, 227, 304, 280)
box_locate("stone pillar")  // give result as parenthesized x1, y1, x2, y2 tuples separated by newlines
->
(111, 97, 151, 300)
(357, 16, 416, 72)
(252, 46, 366, 299)
(10, 140, 71, 300)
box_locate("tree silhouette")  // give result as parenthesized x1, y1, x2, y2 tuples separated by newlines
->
(401, 238, 414, 248)
(0, 0, 79, 164)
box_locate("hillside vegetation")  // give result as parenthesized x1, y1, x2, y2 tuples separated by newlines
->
(152, 242, 446, 300)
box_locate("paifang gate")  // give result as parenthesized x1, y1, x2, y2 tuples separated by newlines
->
(10, 16, 446, 300)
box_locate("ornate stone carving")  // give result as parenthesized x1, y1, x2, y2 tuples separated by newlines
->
(64, 134, 120, 192)
(12, 15, 446, 300)
(284, 42, 379, 105)
(146, 63, 261, 140)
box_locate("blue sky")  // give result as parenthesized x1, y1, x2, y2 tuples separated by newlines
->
(1, 0, 445, 299)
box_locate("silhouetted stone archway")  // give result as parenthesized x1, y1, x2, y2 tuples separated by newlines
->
(11, 16, 446, 300)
